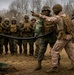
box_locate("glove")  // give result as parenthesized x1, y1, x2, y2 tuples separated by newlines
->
(31, 11, 39, 17)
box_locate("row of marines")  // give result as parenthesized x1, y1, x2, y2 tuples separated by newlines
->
(0, 15, 37, 56)
(0, 4, 74, 72)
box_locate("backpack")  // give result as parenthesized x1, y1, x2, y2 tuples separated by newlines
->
(61, 14, 73, 34)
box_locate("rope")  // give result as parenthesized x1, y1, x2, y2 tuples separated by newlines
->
(0, 30, 55, 40)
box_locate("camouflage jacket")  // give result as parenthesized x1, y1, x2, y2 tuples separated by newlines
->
(17, 23, 24, 37)
(2, 23, 10, 34)
(34, 19, 57, 43)
(23, 21, 34, 37)
(34, 19, 43, 36)
(34, 18, 56, 36)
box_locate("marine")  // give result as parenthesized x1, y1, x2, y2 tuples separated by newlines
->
(17, 21, 24, 54)
(32, 4, 74, 72)
(22, 15, 34, 56)
(30, 18, 37, 56)
(32, 6, 58, 70)
(2, 18, 10, 54)
(10, 17, 17, 55)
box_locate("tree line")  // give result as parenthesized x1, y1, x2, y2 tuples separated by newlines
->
(0, 0, 74, 19)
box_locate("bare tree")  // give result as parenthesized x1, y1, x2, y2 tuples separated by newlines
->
(30, 0, 42, 13)
(9, 0, 29, 15)
(45, 0, 57, 8)
(9, 0, 21, 17)
(64, 2, 73, 16)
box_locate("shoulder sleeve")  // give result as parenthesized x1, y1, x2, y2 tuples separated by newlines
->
(34, 19, 43, 36)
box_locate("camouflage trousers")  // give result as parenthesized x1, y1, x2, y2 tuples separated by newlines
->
(35, 38, 40, 57)
(9, 39, 17, 55)
(36, 31, 57, 61)
(4, 37, 9, 54)
(51, 39, 74, 68)
(37, 37, 56, 61)
(9, 33, 17, 54)
(23, 39, 34, 55)
(18, 40, 22, 54)
(0, 36, 4, 54)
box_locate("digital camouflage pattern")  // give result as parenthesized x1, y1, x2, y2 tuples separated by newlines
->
(2, 18, 10, 54)
(34, 6, 57, 70)
(9, 17, 17, 55)
(23, 15, 34, 55)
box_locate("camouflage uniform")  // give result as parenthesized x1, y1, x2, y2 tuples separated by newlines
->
(35, 38, 40, 57)
(0, 16, 4, 54)
(30, 18, 37, 56)
(34, 6, 57, 70)
(33, 4, 74, 72)
(22, 15, 34, 56)
(30, 18, 36, 36)
(9, 17, 17, 55)
(17, 21, 24, 54)
(34, 19, 43, 57)
(2, 18, 10, 54)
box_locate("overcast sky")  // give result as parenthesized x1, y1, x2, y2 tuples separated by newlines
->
(0, 0, 69, 10)
(0, 0, 14, 10)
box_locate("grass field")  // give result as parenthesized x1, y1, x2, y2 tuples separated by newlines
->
(0, 45, 74, 75)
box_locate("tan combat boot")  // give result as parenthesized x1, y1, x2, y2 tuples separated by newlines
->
(46, 67, 59, 73)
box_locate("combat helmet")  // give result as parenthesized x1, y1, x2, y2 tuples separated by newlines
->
(11, 17, 17, 24)
(52, 4, 62, 14)
(24, 15, 29, 19)
(11, 17, 16, 21)
(4, 18, 10, 22)
(42, 5, 51, 12)
(4, 18, 10, 25)
(31, 18, 36, 21)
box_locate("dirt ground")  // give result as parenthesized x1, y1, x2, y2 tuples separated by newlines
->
(0, 45, 74, 75)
